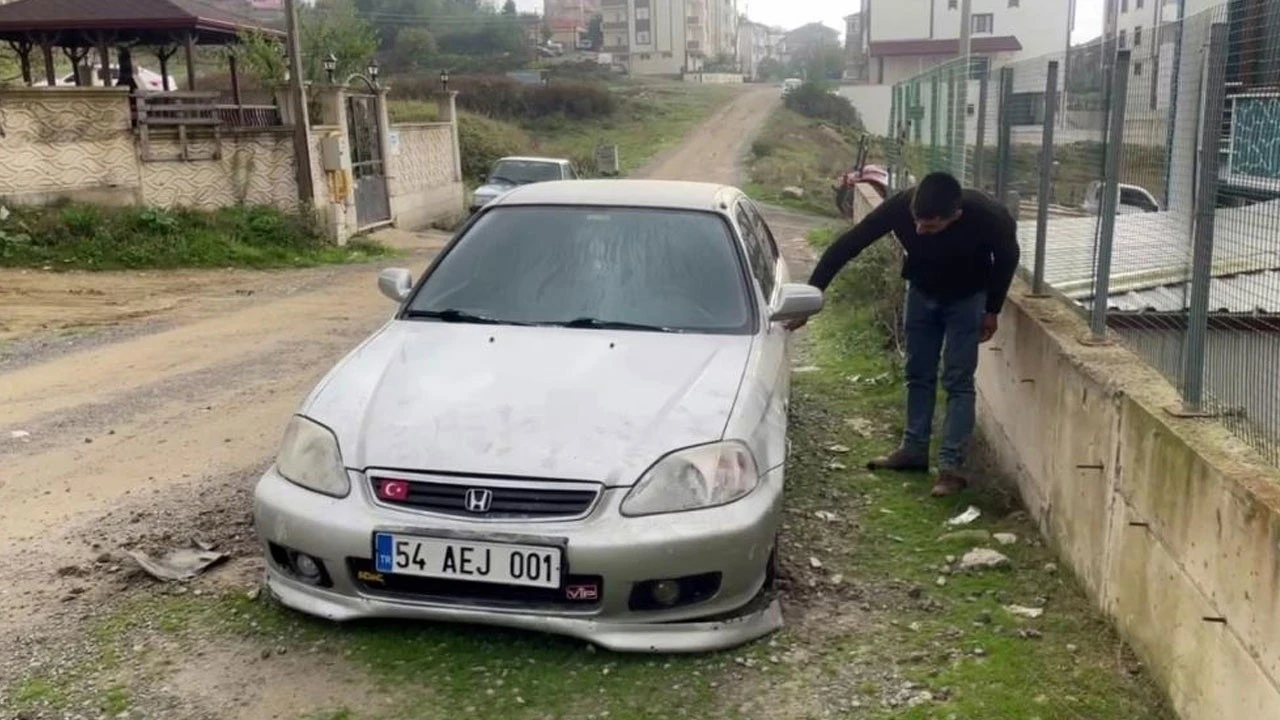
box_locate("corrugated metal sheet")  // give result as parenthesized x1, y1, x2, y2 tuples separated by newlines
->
(1023, 198, 1280, 312)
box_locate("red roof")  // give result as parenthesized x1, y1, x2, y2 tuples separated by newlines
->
(869, 36, 1022, 57)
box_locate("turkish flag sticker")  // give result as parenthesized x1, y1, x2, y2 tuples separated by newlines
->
(378, 479, 409, 501)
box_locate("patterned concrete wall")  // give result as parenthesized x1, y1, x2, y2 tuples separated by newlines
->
(138, 132, 298, 211)
(0, 88, 140, 204)
(386, 122, 464, 229)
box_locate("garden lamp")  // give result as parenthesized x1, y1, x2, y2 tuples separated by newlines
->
(440, 68, 449, 92)
(323, 53, 337, 83)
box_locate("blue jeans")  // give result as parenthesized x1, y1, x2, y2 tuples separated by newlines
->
(901, 285, 986, 472)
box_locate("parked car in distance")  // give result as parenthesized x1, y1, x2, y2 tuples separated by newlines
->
(1081, 180, 1161, 215)
(252, 179, 825, 653)
(32, 63, 177, 92)
(781, 78, 803, 97)
(469, 156, 578, 214)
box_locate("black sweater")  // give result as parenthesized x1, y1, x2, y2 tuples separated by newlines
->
(808, 187, 1021, 315)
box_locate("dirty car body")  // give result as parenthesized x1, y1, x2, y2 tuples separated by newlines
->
(253, 179, 824, 653)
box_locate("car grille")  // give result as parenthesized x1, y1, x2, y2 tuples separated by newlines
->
(368, 476, 599, 520)
(347, 558, 603, 610)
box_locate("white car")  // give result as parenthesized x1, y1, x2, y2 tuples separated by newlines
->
(32, 64, 177, 92)
(781, 78, 803, 97)
(252, 179, 824, 653)
(1081, 180, 1160, 215)
(469, 156, 578, 214)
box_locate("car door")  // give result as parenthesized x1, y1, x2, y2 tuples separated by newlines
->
(733, 198, 789, 474)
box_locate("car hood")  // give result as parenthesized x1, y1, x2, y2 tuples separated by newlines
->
(301, 321, 753, 484)
(472, 181, 517, 199)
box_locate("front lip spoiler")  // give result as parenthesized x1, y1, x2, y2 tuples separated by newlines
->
(263, 568, 783, 654)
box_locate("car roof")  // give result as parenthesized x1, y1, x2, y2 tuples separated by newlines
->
(496, 156, 570, 164)
(489, 179, 741, 212)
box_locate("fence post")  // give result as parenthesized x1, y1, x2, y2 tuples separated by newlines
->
(1182, 22, 1230, 411)
(946, 65, 958, 175)
(1031, 60, 1059, 296)
(1088, 50, 1131, 342)
(974, 67, 990, 190)
(994, 66, 1013, 206)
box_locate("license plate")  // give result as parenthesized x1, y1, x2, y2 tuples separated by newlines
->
(373, 533, 563, 589)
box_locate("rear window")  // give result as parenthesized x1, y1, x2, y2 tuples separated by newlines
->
(407, 206, 753, 334)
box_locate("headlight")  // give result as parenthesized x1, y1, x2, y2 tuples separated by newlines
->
(275, 415, 350, 497)
(620, 441, 760, 517)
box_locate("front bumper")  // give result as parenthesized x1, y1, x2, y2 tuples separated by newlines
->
(252, 466, 785, 653)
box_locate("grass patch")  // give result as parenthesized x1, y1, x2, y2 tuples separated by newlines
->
(0, 203, 391, 271)
(744, 106, 875, 217)
(10, 677, 67, 709)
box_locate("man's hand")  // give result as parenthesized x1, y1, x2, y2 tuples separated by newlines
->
(979, 313, 998, 343)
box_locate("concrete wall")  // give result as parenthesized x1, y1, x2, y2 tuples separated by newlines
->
(977, 289, 1280, 719)
(849, 186, 1280, 719)
(0, 87, 299, 211)
(387, 123, 465, 229)
(682, 72, 744, 84)
(838, 84, 894, 135)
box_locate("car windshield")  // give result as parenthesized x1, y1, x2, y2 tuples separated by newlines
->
(406, 206, 753, 334)
(488, 160, 563, 185)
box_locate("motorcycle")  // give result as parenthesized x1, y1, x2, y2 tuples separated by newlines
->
(833, 134, 889, 219)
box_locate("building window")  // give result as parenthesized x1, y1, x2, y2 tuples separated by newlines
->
(636, 30, 650, 44)
(1008, 0, 1019, 6)
(1118, 29, 1127, 48)
(662, 51, 673, 58)
(969, 55, 991, 79)
(1121, 0, 1128, 11)
(635, 7, 649, 20)
(1134, 26, 1142, 46)
(639, 53, 651, 60)
(948, 0, 957, 8)
(972, 13, 994, 33)
(1136, 0, 1143, 7)
(1134, 61, 1143, 76)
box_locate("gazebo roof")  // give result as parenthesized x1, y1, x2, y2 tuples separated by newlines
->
(0, 0, 285, 46)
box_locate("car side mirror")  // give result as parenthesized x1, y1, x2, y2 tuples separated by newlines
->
(769, 283, 824, 324)
(377, 267, 413, 303)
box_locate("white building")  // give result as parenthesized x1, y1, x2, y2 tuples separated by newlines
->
(601, 0, 737, 75)
(737, 19, 774, 79)
(847, 0, 1075, 86)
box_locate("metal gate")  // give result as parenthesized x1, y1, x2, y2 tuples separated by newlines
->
(346, 92, 391, 229)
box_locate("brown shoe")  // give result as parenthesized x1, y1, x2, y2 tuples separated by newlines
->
(930, 471, 969, 497)
(866, 447, 929, 472)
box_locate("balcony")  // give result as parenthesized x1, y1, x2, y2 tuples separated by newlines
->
(602, 44, 630, 53)
(603, 21, 628, 30)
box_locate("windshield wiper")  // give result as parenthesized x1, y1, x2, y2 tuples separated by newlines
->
(555, 317, 679, 333)
(488, 175, 518, 185)
(405, 309, 530, 326)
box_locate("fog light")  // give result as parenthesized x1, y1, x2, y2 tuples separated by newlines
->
(650, 579, 682, 606)
(293, 552, 322, 581)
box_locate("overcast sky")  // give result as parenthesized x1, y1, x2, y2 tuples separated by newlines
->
(514, 0, 1106, 45)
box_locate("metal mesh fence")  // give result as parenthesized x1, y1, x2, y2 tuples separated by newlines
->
(883, 0, 1280, 466)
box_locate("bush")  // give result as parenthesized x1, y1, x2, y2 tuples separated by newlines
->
(456, 112, 531, 182)
(391, 73, 616, 121)
(0, 203, 385, 269)
(784, 82, 863, 129)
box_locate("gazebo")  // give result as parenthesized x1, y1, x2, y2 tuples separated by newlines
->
(0, 0, 284, 102)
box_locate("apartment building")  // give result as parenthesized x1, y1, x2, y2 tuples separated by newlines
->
(545, 0, 602, 49)
(601, 0, 736, 75)
(846, 0, 1073, 86)
(738, 18, 785, 79)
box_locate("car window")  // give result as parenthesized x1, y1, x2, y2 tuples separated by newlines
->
(1120, 187, 1157, 211)
(745, 200, 779, 261)
(407, 206, 753, 334)
(735, 202, 776, 299)
(488, 160, 564, 185)
(564, 165, 578, 179)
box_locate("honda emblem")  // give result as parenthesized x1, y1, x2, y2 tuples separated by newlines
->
(463, 488, 493, 513)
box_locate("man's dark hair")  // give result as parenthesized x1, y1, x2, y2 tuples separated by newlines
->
(910, 172, 963, 219)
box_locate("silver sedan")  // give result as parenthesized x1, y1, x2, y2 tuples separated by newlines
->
(252, 179, 824, 653)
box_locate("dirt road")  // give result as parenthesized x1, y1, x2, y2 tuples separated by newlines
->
(0, 86, 814, 710)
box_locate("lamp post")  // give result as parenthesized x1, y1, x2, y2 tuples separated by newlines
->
(440, 68, 449, 92)
(367, 58, 379, 86)
(323, 52, 336, 83)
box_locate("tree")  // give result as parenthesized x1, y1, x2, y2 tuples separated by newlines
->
(502, 0, 516, 15)
(240, 0, 378, 86)
(392, 26, 438, 70)
(790, 40, 844, 83)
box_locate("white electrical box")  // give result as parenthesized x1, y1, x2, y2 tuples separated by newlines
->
(320, 133, 350, 171)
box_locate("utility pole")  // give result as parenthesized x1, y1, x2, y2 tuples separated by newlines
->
(286, 0, 315, 207)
